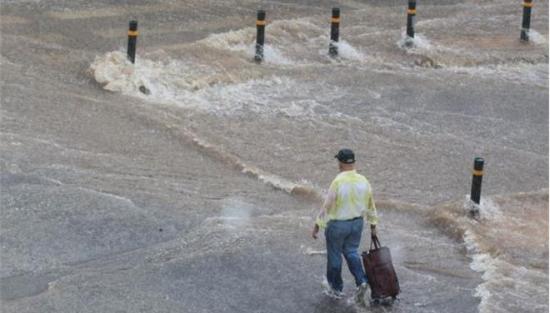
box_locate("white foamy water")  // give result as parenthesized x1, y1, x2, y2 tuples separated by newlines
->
(463, 196, 502, 220)
(525, 29, 548, 45)
(461, 194, 549, 313)
(200, 18, 370, 66)
(89, 51, 355, 119)
(397, 33, 433, 51)
(90, 51, 145, 93)
(200, 28, 293, 65)
(465, 230, 549, 313)
(89, 51, 220, 96)
(219, 197, 253, 229)
(319, 40, 366, 62)
(446, 62, 549, 88)
(337, 40, 366, 61)
(193, 76, 342, 117)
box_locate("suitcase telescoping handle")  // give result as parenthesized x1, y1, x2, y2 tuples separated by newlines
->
(370, 235, 382, 250)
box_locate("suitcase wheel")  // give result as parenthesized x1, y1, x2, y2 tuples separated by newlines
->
(370, 296, 398, 306)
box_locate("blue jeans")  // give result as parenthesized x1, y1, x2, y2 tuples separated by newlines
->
(325, 218, 366, 292)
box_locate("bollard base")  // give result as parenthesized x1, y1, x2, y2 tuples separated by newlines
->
(329, 43, 338, 58)
(254, 43, 264, 63)
(404, 37, 415, 48)
(520, 29, 530, 42)
(470, 204, 480, 219)
(139, 85, 150, 95)
(466, 200, 480, 219)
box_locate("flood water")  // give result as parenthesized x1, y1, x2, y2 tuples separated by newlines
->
(1, 1, 548, 312)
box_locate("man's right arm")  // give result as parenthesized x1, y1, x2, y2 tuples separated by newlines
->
(312, 185, 336, 239)
(315, 187, 336, 229)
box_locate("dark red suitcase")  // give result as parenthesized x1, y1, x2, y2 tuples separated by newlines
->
(361, 235, 400, 301)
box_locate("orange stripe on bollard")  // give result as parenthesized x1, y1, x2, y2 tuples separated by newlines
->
(472, 170, 484, 176)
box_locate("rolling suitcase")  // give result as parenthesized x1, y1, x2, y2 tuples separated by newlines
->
(361, 235, 400, 302)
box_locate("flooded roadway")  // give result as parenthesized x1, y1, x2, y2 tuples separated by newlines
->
(1, 1, 548, 312)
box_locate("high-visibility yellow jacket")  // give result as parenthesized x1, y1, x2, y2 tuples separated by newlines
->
(315, 170, 378, 229)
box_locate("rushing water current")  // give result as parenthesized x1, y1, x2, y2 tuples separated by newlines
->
(1, 1, 548, 312)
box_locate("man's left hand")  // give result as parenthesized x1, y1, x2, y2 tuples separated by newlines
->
(370, 224, 377, 237)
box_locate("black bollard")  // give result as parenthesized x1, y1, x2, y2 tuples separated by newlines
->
(520, 0, 533, 41)
(329, 8, 340, 57)
(255, 10, 266, 63)
(405, 0, 416, 47)
(470, 157, 485, 212)
(127, 20, 138, 63)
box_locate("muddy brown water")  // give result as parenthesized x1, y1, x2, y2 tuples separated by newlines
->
(1, 1, 548, 312)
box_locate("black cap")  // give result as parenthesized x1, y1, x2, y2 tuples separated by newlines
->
(335, 149, 355, 164)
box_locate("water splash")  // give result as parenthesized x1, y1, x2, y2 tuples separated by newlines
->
(219, 197, 254, 229)
(89, 51, 220, 96)
(462, 193, 549, 313)
(445, 62, 548, 88)
(526, 29, 548, 45)
(201, 29, 293, 65)
(89, 51, 354, 119)
(90, 51, 144, 93)
(397, 33, 432, 50)
(320, 40, 366, 61)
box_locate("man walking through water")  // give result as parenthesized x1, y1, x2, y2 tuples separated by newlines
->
(312, 148, 378, 304)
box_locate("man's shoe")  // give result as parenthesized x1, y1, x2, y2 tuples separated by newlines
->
(324, 288, 344, 299)
(354, 282, 368, 305)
